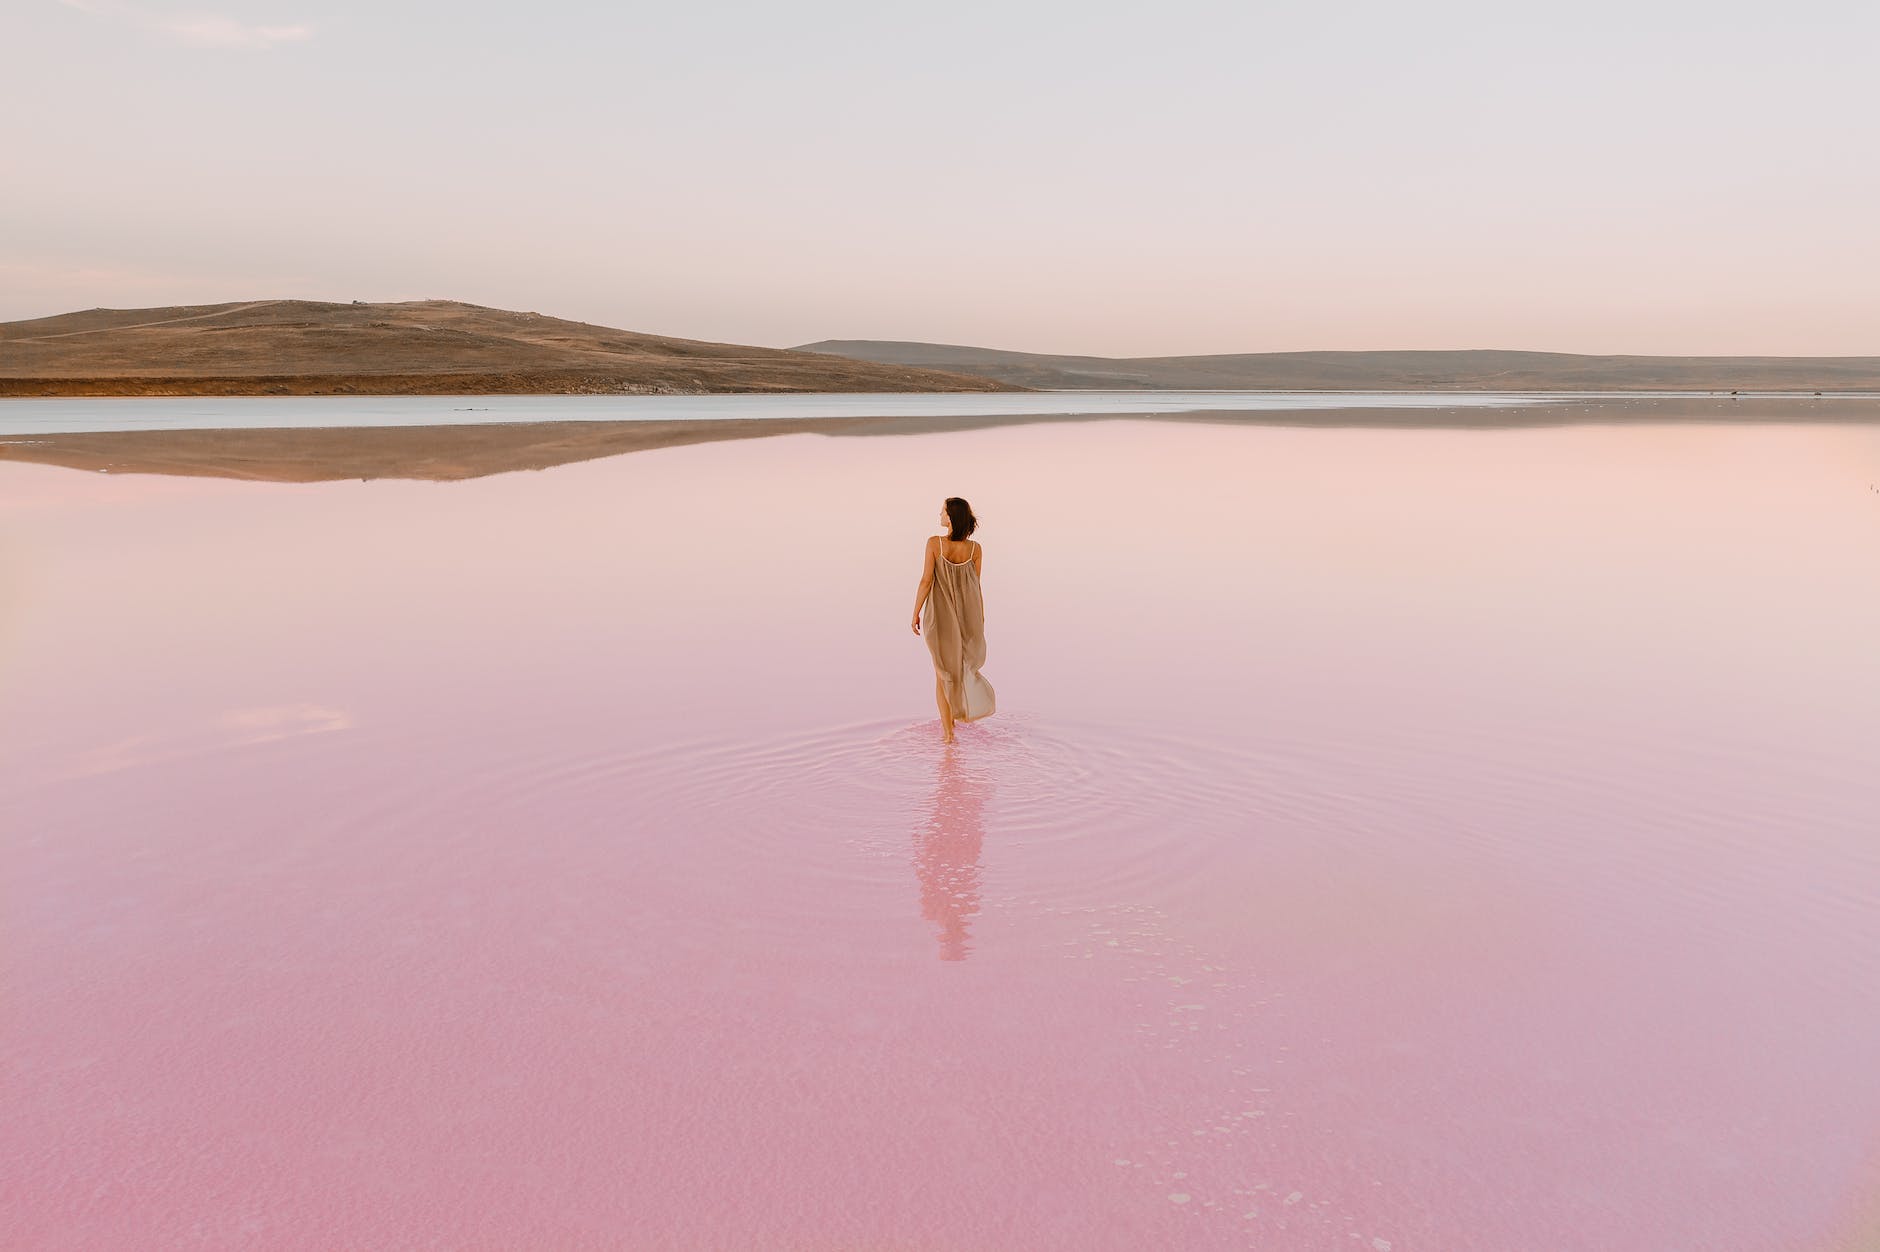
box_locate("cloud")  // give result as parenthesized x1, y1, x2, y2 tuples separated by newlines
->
(161, 14, 311, 47)
(57, 0, 312, 49)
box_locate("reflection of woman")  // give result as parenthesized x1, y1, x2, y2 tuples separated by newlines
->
(909, 497, 996, 744)
(915, 746, 987, 962)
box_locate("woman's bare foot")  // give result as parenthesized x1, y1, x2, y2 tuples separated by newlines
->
(941, 724, 956, 744)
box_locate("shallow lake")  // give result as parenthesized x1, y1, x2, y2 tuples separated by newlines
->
(0, 388, 1761, 436)
(3, 412, 1878, 1250)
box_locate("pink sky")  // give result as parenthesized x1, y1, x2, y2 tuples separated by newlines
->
(3, 0, 1877, 355)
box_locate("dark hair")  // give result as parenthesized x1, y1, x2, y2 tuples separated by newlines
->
(944, 497, 977, 542)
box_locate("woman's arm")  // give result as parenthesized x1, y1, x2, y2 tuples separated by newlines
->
(910, 536, 935, 634)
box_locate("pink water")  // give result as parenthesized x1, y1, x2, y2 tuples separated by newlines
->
(4, 417, 1879, 1250)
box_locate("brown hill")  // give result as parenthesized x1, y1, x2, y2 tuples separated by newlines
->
(0, 300, 1020, 396)
(794, 341, 1880, 392)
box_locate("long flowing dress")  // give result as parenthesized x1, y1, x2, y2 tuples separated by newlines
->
(924, 543, 997, 722)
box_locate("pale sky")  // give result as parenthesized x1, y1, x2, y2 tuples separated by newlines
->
(4, 0, 1877, 355)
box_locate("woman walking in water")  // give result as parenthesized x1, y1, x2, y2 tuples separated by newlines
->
(910, 497, 996, 743)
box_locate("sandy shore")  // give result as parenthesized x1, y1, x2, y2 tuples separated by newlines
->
(3, 394, 1877, 483)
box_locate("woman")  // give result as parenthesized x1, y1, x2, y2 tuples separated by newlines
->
(910, 497, 996, 743)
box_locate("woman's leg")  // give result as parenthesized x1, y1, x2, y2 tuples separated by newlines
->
(934, 673, 955, 742)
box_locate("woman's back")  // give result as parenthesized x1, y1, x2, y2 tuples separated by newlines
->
(937, 538, 980, 567)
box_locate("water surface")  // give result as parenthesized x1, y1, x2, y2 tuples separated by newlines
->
(3, 414, 1878, 1250)
(0, 388, 1735, 435)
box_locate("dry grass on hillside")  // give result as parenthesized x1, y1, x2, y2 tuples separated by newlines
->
(0, 300, 1019, 396)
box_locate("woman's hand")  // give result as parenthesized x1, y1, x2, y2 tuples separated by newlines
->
(910, 614, 922, 635)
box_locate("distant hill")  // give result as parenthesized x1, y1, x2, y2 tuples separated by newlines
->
(794, 341, 1880, 392)
(0, 300, 1020, 396)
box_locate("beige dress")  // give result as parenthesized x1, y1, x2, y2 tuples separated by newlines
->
(925, 540, 996, 722)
